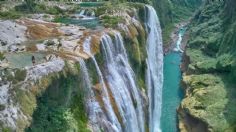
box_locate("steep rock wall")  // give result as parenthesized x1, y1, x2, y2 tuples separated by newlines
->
(179, 1, 236, 131)
(0, 3, 153, 131)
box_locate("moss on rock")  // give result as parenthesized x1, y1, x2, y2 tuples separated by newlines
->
(180, 74, 236, 131)
(25, 64, 90, 132)
(179, 1, 236, 131)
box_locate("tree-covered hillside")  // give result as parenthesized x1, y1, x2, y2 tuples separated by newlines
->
(179, 0, 236, 131)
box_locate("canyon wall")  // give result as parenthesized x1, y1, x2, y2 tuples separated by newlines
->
(179, 0, 236, 131)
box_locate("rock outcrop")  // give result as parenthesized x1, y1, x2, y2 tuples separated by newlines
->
(178, 1, 236, 131)
(0, 2, 151, 131)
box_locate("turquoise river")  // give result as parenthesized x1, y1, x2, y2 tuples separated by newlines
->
(161, 28, 186, 132)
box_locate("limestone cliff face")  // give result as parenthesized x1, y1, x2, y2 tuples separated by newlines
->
(0, 3, 151, 131)
(179, 1, 236, 132)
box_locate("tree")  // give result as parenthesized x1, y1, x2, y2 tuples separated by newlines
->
(25, 0, 36, 12)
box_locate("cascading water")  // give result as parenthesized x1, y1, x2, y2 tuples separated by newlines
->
(145, 5, 164, 132)
(79, 9, 86, 16)
(78, 4, 163, 132)
(80, 31, 145, 132)
(79, 58, 93, 97)
(82, 37, 122, 132)
(173, 27, 186, 53)
(79, 58, 118, 132)
(100, 32, 145, 132)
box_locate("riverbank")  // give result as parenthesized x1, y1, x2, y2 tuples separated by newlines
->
(163, 21, 189, 54)
(161, 24, 189, 132)
(177, 1, 236, 131)
(161, 52, 183, 132)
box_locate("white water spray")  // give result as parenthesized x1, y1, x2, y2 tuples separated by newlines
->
(145, 5, 164, 132)
(82, 37, 122, 132)
(173, 30, 184, 53)
(101, 32, 145, 132)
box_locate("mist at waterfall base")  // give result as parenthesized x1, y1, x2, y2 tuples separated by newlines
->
(161, 28, 185, 132)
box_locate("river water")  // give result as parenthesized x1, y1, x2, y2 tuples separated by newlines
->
(161, 27, 186, 132)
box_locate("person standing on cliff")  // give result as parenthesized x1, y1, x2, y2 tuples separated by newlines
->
(32, 55, 35, 66)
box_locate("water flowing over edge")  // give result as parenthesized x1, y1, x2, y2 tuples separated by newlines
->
(77, 4, 163, 132)
(145, 5, 164, 132)
(79, 31, 146, 132)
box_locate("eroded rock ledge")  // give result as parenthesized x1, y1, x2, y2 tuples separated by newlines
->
(0, 2, 150, 131)
(178, 1, 236, 131)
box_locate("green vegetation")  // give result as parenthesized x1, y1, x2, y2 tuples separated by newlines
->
(15, 2, 65, 15)
(0, 1, 70, 19)
(15, 69, 27, 82)
(0, 104, 5, 111)
(26, 72, 90, 132)
(15, 88, 36, 118)
(0, 126, 11, 132)
(180, 0, 236, 131)
(121, 25, 147, 91)
(6, 69, 27, 84)
(100, 15, 125, 28)
(182, 74, 236, 131)
(162, 24, 175, 46)
(0, 52, 4, 61)
(152, 0, 202, 45)
(79, 2, 106, 7)
(0, 10, 22, 19)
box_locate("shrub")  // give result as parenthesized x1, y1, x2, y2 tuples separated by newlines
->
(46, 6, 64, 15)
(0, 104, 5, 111)
(45, 40, 55, 46)
(0, 10, 21, 19)
(25, 74, 89, 131)
(0, 52, 5, 61)
(15, 2, 64, 15)
(216, 54, 233, 72)
(101, 15, 125, 28)
(6, 69, 27, 84)
(15, 69, 27, 82)
(34, 3, 47, 13)
(15, 0, 37, 12)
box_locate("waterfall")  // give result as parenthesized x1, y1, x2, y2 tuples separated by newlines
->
(78, 5, 163, 132)
(79, 9, 85, 16)
(82, 37, 122, 132)
(79, 58, 120, 132)
(145, 5, 164, 132)
(80, 31, 145, 132)
(100, 32, 145, 132)
(79, 58, 93, 97)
